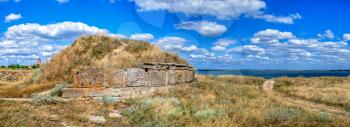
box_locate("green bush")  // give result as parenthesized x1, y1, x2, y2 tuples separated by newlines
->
(100, 95, 119, 105)
(49, 82, 68, 97)
(167, 107, 183, 118)
(194, 108, 225, 121)
(313, 112, 332, 123)
(273, 78, 295, 92)
(31, 64, 40, 69)
(32, 95, 57, 105)
(122, 105, 154, 126)
(7, 64, 29, 69)
(266, 107, 301, 123)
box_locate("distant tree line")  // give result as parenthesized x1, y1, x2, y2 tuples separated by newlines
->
(0, 64, 40, 69)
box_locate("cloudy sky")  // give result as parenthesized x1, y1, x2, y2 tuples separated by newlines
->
(1, 0, 350, 70)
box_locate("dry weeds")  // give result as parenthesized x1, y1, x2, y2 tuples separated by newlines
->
(274, 77, 350, 110)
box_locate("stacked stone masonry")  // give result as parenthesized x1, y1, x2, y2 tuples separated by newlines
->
(62, 63, 195, 98)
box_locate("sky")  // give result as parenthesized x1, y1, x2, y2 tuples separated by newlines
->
(1, 0, 350, 70)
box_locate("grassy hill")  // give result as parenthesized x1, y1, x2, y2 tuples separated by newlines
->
(43, 35, 188, 83)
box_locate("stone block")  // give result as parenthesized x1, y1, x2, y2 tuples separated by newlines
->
(75, 67, 104, 88)
(166, 70, 175, 85)
(149, 70, 166, 86)
(110, 69, 126, 88)
(127, 68, 148, 87)
(174, 70, 186, 84)
(61, 88, 84, 98)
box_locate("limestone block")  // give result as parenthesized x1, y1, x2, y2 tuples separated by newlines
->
(110, 69, 126, 88)
(166, 70, 175, 85)
(127, 68, 148, 87)
(149, 70, 166, 86)
(185, 70, 194, 82)
(174, 70, 186, 84)
(75, 67, 104, 87)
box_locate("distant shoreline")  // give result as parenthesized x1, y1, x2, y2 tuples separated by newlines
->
(196, 69, 350, 79)
(197, 69, 350, 72)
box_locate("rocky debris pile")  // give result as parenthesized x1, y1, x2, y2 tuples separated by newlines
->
(0, 70, 30, 82)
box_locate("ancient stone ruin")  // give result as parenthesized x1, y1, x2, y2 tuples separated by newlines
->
(62, 63, 195, 98)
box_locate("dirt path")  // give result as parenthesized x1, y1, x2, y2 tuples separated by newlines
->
(262, 80, 350, 117)
(0, 98, 74, 102)
(262, 80, 275, 92)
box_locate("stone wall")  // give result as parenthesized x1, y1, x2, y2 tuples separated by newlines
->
(62, 63, 195, 98)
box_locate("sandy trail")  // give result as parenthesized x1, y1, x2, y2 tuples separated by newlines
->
(262, 80, 275, 92)
(262, 80, 350, 117)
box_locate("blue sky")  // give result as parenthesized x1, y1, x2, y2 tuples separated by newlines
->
(1, 0, 350, 70)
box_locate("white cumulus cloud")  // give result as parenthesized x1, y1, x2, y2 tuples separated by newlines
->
(175, 21, 227, 36)
(211, 39, 235, 51)
(343, 33, 350, 41)
(130, 33, 154, 41)
(132, 0, 301, 24)
(4, 13, 22, 23)
(251, 29, 295, 45)
(317, 29, 335, 39)
(253, 13, 301, 24)
(0, 21, 110, 65)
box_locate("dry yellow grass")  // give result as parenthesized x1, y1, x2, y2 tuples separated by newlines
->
(0, 82, 56, 97)
(121, 75, 350, 127)
(0, 69, 54, 97)
(1, 76, 350, 126)
(0, 69, 32, 86)
(0, 99, 129, 127)
(274, 77, 350, 110)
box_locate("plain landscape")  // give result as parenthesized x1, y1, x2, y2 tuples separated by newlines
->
(0, 36, 349, 127)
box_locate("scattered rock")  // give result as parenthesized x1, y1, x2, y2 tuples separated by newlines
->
(61, 122, 77, 127)
(109, 110, 122, 118)
(48, 114, 59, 121)
(109, 113, 122, 118)
(88, 115, 106, 124)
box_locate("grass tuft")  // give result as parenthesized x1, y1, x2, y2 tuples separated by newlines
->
(266, 107, 301, 123)
(32, 95, 57, 105)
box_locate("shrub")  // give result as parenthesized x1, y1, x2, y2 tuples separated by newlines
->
(194, 108, 225, 121)
(49, 82, 68, 97)
(100, 95, 119, 105)
(313, 112, 332, 123)
(274, 78, 294, 89)
(32, 95, 57, 105)
(167, 107, 183, 118)
(266, 107, 301, 123)
(122, 105, 154, 126)
(31, 64, 40, 69)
